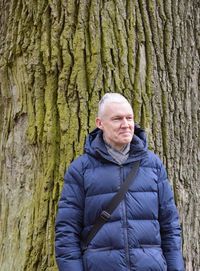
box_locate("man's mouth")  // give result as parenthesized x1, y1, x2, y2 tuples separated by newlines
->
(120, 131, 132, 135)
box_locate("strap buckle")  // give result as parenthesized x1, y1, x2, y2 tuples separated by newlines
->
(100, 210, 111, 221)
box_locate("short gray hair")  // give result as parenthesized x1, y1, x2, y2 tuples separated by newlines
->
(98, 93, 132, 117)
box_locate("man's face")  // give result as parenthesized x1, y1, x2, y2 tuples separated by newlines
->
(96, 102, 134, 150)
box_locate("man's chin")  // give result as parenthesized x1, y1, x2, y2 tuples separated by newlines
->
(120, 137, 132, 144)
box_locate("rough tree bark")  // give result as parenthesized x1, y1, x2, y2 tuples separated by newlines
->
(0, 0, 199, 270)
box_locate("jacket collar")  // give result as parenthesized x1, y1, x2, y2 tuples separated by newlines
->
(84, 125, 148, 164)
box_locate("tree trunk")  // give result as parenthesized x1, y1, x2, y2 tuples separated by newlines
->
(0, 0, 199, 270)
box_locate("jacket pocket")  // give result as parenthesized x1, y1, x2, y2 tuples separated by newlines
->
(83, 246, 116, 271)
(141, 247, 167, 271)
(140, 244, 161, 248)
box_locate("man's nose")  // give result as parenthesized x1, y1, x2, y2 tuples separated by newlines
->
(121, 118, 129, 127)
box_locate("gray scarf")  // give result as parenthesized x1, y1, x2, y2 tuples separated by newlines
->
(104, 142, 130, 165)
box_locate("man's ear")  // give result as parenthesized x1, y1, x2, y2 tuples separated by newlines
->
(96, 117, 103, 130)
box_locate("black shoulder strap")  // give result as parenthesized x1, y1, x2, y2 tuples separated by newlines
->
(83, 160, 140, 249)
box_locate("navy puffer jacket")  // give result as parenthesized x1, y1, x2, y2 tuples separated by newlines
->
(55, 126, 184, 271)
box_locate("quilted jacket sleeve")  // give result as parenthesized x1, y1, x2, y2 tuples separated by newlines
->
(55, 159, 85, 271)
(158, 162, 185, 271)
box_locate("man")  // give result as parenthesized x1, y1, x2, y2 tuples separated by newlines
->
(55, 93, 184, 271)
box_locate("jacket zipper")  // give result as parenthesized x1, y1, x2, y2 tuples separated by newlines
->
(120, 166, 131, 271)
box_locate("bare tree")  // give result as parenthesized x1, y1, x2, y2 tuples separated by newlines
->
(0, 0, 199, 270)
